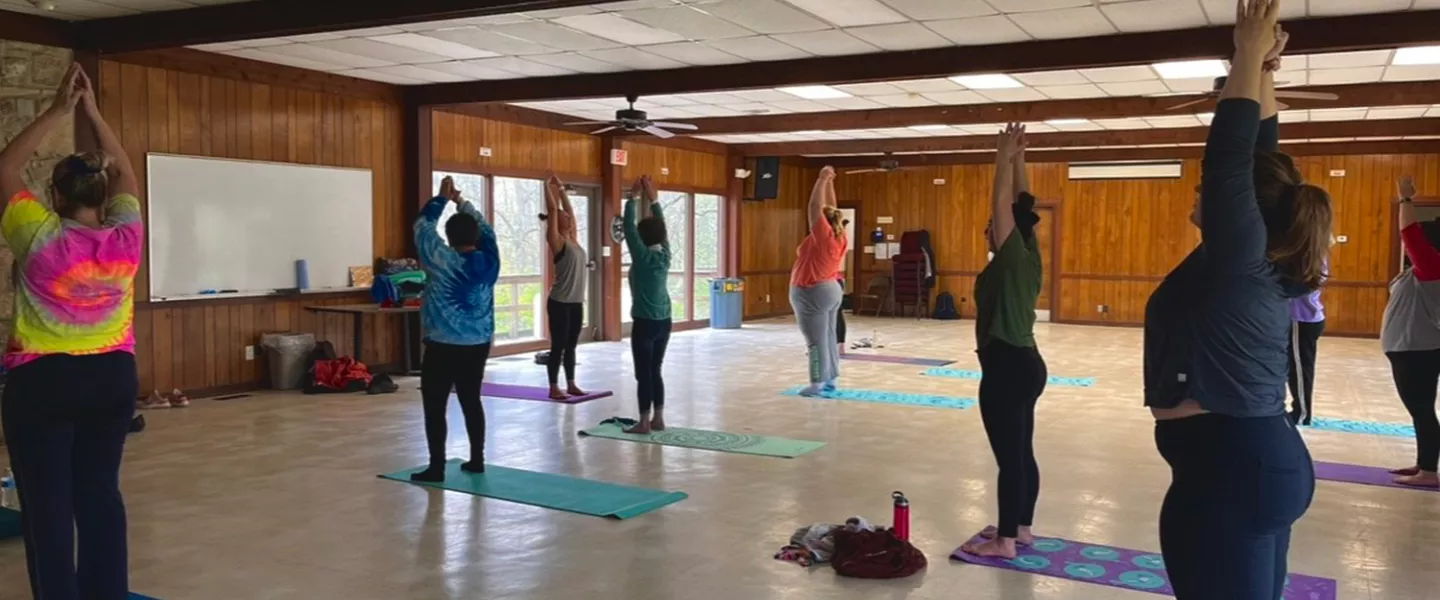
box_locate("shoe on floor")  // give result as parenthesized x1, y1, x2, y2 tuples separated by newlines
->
(167, 389, 190, 408)
(137, 391, 170, 410)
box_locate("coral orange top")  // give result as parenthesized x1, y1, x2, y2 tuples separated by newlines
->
(790, 214, 847, 288)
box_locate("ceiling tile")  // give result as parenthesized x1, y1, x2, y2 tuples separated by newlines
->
(1098, 80, 1171, 96)
(702, 0, 833, 34)
(924, 15, 1032, 45)
(223, 48, 345, 72)
(1307, 67, 1384, 85)
(1034, 84, 1107, 99)
(335, 26, 409, 38)
(490, 21, 629, 50)
(766, 100, 837, 113)
(725, 101, 783, 114)
(309, 38, 450, 64)
(1308, 50, 1394, 69)
(1045, 120, 1104, 132)
(1308, 0, 1409, 16)
(1021, 123, 1056, 133)
(676, 104, 748, 117)
(670, 92, 754, 104)
(846, 22, 954, 51)
(420, 61, 527, 80)
(366, 64, 471, 83)
(1198, 0, 1306, 24)
(1101, 0, 1208, 33)
(920, 90, 990, 104)
(1164, 78, 1219, 93)
(1009, 7, 1116, 40)
(870, 93, 940, 107)
(1366, 106, 1430, 120)
(425, 27, 558, 55)
(1274, 67, 1308, 87)
(891, 78, 963, 92)
(704, 36, 813, 61)
(784, 0, 909, 27)
(285, 32, 348, 43)
(1309, 108, 1369, 121)
(261, 44, 395, 69)
(1383, 65, 1440, 82)
(463, 56, 579, 77)
(1092, 118, 1152, 130)
(578, 47, 688, 70)
(977, 87, 1048, 102)
(620, 6, 758, 40)
(819, 97, 887, 110)
(1277, 110, 1310, 123)
(524, 52, 629, 73)
(1013, 70, 1090, 86)
(593, 0, 678, 10)
(335, 69, 425, 85)
(642, 42, 748, 65)
(730, 89, 803, 102)
(1081, 65, 1158, 83)
(369, 33, 499, 60)
(771, 30, 880, 56)
(190, 42, 245, 52)
(986, 0, 1091, 11)
(834, 82, 911, 96)
(879, 0, 996, 20)
(521, 6, 603, 18)
(554, 13, 687, 45)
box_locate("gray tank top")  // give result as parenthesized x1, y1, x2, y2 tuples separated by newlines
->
(1381, 270, 1440, 353)
(550, 240, 587, 304)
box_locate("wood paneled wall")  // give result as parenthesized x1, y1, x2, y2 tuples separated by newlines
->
(620, 141, 728, 190)
(99, 59, 407, 394)
(431, 109, 601, 181)
(742, 154, 1439, 336)
(738, 163, 809, 317)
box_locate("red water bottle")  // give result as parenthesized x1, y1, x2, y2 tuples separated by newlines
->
(892, 491, 910, 541)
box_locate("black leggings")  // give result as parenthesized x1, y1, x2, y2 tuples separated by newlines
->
(631, 318, 672, 414)
(1387, 349, 1440, 472)
(421, 341, 491, 468)
(976, 341, 1047, 539)
(547, 298, 583, 385)
(1286, 320, 1324, 425)
(836, 309, 846, 345)
(1157, 413, 1314, 599)
(2, 352, 138, 600)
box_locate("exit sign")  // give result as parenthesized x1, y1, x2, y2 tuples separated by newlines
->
(610, 149, 629, 166)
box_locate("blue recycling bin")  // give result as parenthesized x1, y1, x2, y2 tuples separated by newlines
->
(709, 277, 745, 329)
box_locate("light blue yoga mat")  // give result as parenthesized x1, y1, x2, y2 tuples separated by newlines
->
(1306, 417, 1415, 438)
(922, 368, 1096, 387)
(379, 460, 686, 519)
(580, 420, 825, 458)
(782, 386, 976, 409)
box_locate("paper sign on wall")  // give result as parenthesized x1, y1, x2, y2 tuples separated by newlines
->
(876, 244, 890, 260)
(479, 147, 493, 157)
(610, 149, 629, 166)
(877, 216, 894, 224)
(887, 242, 901, 256)
(863, 245, 875, 254)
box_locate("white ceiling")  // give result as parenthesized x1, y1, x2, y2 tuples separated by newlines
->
(163, 0, 1440, 85)
(0, 0, 251, 19)
(807, 134, 1440, 158)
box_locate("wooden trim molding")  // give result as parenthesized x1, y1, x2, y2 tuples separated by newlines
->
(0, 10, 73, 48)
(432, 160, 600, 185)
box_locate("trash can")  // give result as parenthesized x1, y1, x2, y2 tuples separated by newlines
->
(261, 333, 316, 390)
(709, 277, 745, 329)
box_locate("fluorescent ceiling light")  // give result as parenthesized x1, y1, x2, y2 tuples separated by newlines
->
(1151, 59, 1227, 79)
(1393, 46, 1440, 65)
(777, 85, 852, 100)
(948, 74, 1022, 89)
(370, 33, 499, 59)
(908, 124, 951, 131)
(554, 14, 684, 46)
(1045, 118, 1089, 125)
(783, 0, 908, 27)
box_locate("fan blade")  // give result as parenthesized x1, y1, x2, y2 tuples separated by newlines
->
(642, 125, 676, 139)
(844, 169, 883, 174)
(1276, 101, 1289, 111)
(1275, 91, 1340, 101)
(651, 121, 699, 131)
(1165, 97, 1213, 111)
(589, 126, 618, 135)
(564, 121, 613, 126)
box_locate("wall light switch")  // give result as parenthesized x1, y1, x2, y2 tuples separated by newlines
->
(602, 246, 612, 257)
(479, 147, 493, 157)
(661, 167, 670, 175)
(245, 345, 255, 361)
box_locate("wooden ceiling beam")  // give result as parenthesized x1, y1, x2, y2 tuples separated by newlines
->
(75, 0, 616, 54)
(0, 10, 74, 48)
(413, 10, 1440, 105)
(736, 118, 1440, 157)
(669, 81, 1440, 136)
(808, 141, 1440, 169)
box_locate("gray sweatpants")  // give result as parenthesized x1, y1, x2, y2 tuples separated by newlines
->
(790, 281, 843, 384)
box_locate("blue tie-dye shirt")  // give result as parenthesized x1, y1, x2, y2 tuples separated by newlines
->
(415, 196, 500, 346)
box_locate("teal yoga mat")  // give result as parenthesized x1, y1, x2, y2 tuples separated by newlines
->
(782, 386, 976, 409)
(379, 460, 686, 519)
(922, 368, 1096, 387)
(1306, 417, 1415, 438)
(579, 421, 824, 458)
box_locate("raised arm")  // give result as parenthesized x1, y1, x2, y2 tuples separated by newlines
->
(1255, 27, 1287, 152)
(807, 166, 834, 228)
(990, 124, 1021, 246)
(0, 64, 81, 204)
(544, 175, 565, 252)
(77, 68, 139, 202)
(1013, 128, 1030, 197)
(1397, 176, 1440, 280)
(415, 178, 458, 269)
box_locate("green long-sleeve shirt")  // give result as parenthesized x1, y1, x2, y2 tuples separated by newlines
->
(624, 198, 673, 321)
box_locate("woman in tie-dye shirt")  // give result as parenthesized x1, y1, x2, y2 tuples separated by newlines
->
(0, 63, 142, 600)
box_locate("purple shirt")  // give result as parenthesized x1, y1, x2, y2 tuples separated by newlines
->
(1290, 258, 1327, 323)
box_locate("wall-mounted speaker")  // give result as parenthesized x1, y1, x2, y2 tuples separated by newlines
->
(752, 157, 781, 200)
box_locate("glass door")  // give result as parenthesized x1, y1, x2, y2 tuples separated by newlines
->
(566, 185, 601, 342)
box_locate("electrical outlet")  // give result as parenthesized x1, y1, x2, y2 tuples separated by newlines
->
(245, 345, 255, 361)
(479, 146, 493, 157)
(765, 294, 771, 303)
(1097, 305, 1110, 314)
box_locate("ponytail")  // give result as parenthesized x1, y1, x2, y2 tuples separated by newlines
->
(1267, 183, 1333, 290)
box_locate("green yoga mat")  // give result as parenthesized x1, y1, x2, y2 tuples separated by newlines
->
(579, 421, 825, 458)
(379, 460, 686, 519)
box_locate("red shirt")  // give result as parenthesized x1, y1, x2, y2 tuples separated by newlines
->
(791, 215, 848, 287)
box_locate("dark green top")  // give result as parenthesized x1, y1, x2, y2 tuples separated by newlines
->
(974, 230, 1042, 349)
(624, 199, 673, 321)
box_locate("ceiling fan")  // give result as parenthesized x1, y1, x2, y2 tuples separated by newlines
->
(1158, 76, 1339, 111)
(842, 153, 919, 175)
(563, 94, 699, 139)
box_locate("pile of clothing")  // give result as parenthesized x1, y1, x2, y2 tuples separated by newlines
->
(301, 341, 398, 395)
(774, 516, 926, 578)
(372, 258, 426, 308)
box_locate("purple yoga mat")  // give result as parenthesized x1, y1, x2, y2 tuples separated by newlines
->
(1315, 461, 1440, 492)
(841, 354, 955, 367)
(479, 383, 613, 404)
(951, 533, 1336, 598)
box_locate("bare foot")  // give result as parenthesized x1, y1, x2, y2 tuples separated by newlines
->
(567, 385, 587, 396)
(1394, 471, 1440, 488)
(650, 416, 666, 431)
(979, 525, 1034, 546)
(548, 386, 568, 400)
(961, 536, 1018, 559)
(623, 422, 652, 435)
(1389, 465, 1421, 476)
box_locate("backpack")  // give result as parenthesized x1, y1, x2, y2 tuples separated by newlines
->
(933, 292, 960, 320)
(831, 528, 927, 579)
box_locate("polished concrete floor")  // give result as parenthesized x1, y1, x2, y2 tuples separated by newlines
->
(0, 318, 1435, 600)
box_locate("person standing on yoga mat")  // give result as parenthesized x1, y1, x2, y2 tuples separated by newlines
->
(542, 175, 588, 400)
(789, 167, 847, 396)
(1380, 174, 1440, 488)
(960, 122, 1047, 560)
(622, 175, 672, 434)
(1287, 256, 1326, 426)
(1144, 4, 1331, 596)
(1, 64, 142, 600)
(412, 176, 501, 482)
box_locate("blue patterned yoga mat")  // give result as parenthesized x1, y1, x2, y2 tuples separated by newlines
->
(921, 368, 1096, 387)
(1305, 417, 1415, 438)
(782, 386, 976, 409)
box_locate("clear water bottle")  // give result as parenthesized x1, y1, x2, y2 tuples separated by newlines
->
(0, 467, 14, 510)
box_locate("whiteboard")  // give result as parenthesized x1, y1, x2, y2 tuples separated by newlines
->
(147, 154, 374, 301)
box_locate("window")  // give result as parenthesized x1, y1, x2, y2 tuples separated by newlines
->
(693, 193, 722, 320)
(621, 189, 724, 326)
(491, 176, 546, 343)
(430, 171, 487, 243)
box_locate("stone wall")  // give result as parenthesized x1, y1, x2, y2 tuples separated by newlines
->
(0, 40, 71, 443)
